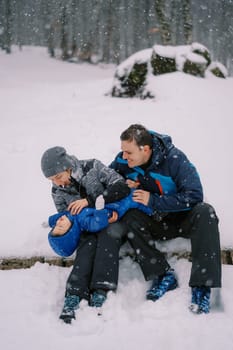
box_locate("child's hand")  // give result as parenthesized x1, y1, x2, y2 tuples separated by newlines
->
(126, 179, 140, 188)
(108, 211, 118, 224)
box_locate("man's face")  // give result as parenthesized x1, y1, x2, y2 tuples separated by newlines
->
(121, 140, 151, 168)
(48, 170, 71, 187)
(52, 215, 72, 236)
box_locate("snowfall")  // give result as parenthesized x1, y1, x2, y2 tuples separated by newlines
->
(0, 46, 233, 350)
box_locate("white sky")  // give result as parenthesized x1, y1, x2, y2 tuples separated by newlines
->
(0, 46, 232, 350)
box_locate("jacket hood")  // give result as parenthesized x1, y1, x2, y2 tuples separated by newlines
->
(48, 211, 80, 257)
(48, 211, 74, 227)
(149, 131, 173, 167)
(69, 155, 84, 181)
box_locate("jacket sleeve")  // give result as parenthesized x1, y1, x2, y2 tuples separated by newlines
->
(148, 149, 203, 213)
(48, 211, 68, 227)
(77, 208, 110, 232)
(82, 159, 130, 206)
(105, 190, 153, 219)
(51, 186, 82, 212)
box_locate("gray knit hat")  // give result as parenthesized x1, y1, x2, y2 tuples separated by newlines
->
(41, 146, 73, 178)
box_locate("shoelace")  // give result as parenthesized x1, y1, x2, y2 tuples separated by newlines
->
(199, 288, 211, 313)
(147, 272, 177, 298)
(191, 287, 210, 314)
(63, 295, 80, 312)
(155, 273, 176, 296)
(191, 287, 203, 305)
(91, 292, 106, 307)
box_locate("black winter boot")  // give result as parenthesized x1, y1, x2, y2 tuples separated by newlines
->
(59, 294, 80, 324)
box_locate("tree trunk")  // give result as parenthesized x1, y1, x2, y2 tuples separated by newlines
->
(102, 0, 113, 62)
(182, 0, 193, 44)
(5, 0, 13, 53)
(154, 0, 172, 45)
(60, 5, 69, 60)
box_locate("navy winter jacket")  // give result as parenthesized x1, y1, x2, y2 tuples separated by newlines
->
(48, 190, 153, 257)
(110, 131, 203, 214)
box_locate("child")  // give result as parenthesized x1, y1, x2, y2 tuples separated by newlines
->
(48, 190, 153, 258)
(47, 191, 152, 323)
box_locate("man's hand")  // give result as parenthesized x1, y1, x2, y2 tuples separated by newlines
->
(132, 189, 150, 205)
(68, 198, 88, 215)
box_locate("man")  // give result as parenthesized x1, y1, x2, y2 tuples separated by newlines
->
(41, 146, 130, 323)
(110, 124, 221, 314)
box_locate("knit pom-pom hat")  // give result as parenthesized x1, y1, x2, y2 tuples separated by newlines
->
(41, 146, 73, 178)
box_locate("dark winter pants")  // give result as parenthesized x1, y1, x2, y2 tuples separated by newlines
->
(65, 222, 125, 300)
(121, 203, 222, 287)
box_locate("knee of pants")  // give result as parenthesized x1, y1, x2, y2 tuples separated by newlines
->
(192, 202, 219, 224)
(122, 208, 140, 221)
(122, 209, 151, 231)
(105, 221, 128, 240)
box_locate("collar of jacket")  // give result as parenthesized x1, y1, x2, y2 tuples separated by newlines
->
(70, 155, 84, 181)
(149, 131, 173, 167)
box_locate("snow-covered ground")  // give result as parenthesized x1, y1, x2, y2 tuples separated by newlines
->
(0, 47, 233, 349)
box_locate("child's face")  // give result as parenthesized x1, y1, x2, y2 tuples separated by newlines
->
(48, 169, 71, 187)
(52, 215, 72, 236)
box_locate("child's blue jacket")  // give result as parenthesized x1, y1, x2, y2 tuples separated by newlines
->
(48, 190, 152, 257)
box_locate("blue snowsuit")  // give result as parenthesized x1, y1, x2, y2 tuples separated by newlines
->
(48, 190, 152, 257)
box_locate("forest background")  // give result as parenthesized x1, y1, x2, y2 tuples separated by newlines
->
(0, 0, 233, 75)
